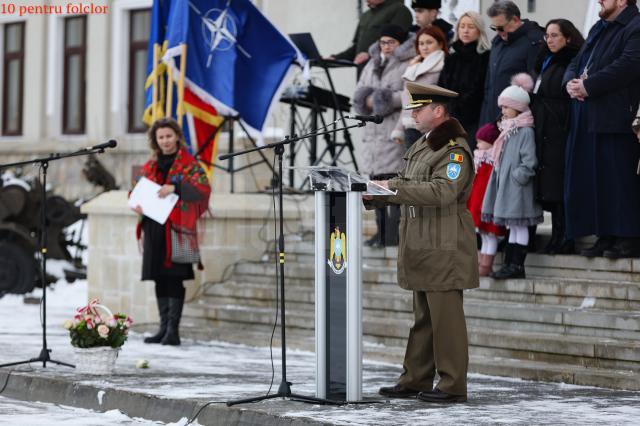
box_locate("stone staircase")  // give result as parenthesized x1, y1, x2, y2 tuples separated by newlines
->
(184, 236, 640, 391)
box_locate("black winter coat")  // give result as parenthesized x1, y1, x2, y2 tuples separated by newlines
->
(563, 5, 640, 133)
(479, 20, 544, 125)
(438, 40, 490, 135)
(531, 45, 580, 204)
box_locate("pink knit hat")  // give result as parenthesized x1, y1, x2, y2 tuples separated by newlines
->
(498, 73, 534, 112)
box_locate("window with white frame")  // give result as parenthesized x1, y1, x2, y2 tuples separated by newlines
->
(2, 21, 25, 136)
(62, 15, 86, 135)
(128, 8, 151, 133)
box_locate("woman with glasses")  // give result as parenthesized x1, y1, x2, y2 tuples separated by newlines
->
(530, 19, 584, 255)
(391, 26, 448, 151)
(353, 24, 414, 248)
(437, 11, 491, 151)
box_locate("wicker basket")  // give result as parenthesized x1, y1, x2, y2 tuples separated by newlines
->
(73, 303, 120, 375)
(73, 346, 120, 375)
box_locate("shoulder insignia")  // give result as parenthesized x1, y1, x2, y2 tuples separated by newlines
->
(448, 139, 456, 146)
(449, 153, 464, 163)
(446, 163, 461, 180)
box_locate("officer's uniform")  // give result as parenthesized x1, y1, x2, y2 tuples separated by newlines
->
(368, 83, 479, 401)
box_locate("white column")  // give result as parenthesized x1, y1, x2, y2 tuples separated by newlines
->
(314, 191, 327, 399)
(346, 191, 362, 401)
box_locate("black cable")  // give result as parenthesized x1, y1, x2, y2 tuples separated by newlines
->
(184, 401, 228, 425)
(0, 370, 12, 395)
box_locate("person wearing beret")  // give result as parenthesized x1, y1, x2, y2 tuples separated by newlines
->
(364, 82, 478, 403)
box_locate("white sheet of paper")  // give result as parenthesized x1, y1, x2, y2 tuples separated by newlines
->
(365, 180, 398, 196)
(127, 177, 179, 225)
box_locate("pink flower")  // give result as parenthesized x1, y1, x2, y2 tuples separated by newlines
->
(94, 316, 102, 324)
(107, 318, 117, 327)
(97, 324, 109, 338)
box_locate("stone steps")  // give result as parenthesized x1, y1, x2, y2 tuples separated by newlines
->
(189, 237, 640, 390)
(180, 318, 640, 390)
(184, 300, 640, 366)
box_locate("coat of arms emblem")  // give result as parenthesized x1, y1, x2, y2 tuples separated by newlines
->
(328, 226, 347, 274)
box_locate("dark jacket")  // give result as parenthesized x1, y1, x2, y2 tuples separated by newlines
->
(479, 20, 544, 125)
(438, 40, 490, 131)
(531, 45, 580, 204)
(563, 5, 640, 134)
(334, 0, 412, 61)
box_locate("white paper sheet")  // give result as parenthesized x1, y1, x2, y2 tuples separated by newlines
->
(127, 177, 179, 225)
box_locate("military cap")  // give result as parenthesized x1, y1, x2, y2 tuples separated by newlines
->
(404, 82, 458, 110)
(412, 0, 441, 9)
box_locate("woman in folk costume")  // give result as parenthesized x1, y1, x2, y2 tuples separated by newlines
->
(481, 74, 543, 280)
(353, 24, 414, 248)
(391, 25, 448, 150)
(131, 118, 211, 345)
(466, 122, 506, 276)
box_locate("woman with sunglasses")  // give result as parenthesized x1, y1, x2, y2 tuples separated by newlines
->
(530, 19, 584, 255)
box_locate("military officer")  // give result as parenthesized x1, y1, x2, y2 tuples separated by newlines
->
(364, 82, 479, 403)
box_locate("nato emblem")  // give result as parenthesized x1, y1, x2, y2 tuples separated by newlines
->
(446, 163, 461, 180)
(328, 226, 347, 275)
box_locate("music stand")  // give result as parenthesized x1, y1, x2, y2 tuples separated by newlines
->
(288, 33, 359, 179)
(0, 143, 115, 369)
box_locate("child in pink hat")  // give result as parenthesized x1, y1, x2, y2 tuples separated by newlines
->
(481, 73, 543, 280)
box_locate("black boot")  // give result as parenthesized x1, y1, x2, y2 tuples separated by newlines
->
(492, 244, 527, 279)
(144, 297, 169, 344)
(580, 236, 615, 257)
(491, 243, 513, 279)
(161, 297, 184, 346)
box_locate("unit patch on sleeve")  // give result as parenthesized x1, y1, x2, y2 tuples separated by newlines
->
(446, 163, 461, 180)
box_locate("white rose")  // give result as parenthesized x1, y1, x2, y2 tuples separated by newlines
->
(63, 320, 73, 330)
(97, 324, 110, 338)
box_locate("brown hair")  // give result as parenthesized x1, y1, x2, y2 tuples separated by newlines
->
(147, 117, 185, 153)
(415, 26, 448, 57)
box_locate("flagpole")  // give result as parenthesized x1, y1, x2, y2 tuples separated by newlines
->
(152, 44, 160, 121)
(167, 58, 174, 118)
(177, 44, 187, 127)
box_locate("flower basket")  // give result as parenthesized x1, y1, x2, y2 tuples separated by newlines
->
(64, 299, 133, 375)
(73, 346, 120, 375)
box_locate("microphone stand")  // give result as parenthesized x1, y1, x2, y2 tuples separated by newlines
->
(221, 121, 365, 406)
(0, 145, 115, 369)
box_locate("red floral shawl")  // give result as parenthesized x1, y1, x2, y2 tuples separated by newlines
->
(135, 148, 211, 267)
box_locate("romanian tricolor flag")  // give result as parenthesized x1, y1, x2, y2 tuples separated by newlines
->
(450, 153, 464, 163)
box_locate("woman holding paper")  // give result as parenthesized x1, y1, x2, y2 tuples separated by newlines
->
(131, 118, 211, 346)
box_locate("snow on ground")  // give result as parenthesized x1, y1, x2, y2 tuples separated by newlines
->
(0, 396, 177, 425)
(1, 279, 639, 425)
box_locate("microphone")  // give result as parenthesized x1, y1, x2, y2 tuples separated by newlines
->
(86, 140, 117, 150)
(345, 114, 383, 124)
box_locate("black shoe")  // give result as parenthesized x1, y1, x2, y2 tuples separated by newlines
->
(554, 239, 576, 255)
(580, 236, 615, 257)
(602, 238, 640, 259)
(144, 297, 169, 344)
(378, 384, 422, 398)
(364, 235, 380, 247)
(417, 389, 467, 403)
(370, 240, 385, 249)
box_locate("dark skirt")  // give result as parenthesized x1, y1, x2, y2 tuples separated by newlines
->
(141, 218, 194, 281)
(564, 101, 640, 239)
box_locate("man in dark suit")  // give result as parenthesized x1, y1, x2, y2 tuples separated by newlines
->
(563, 0, 640, 258)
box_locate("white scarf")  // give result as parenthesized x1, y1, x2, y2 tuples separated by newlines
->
(402, 50, 445, 81)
